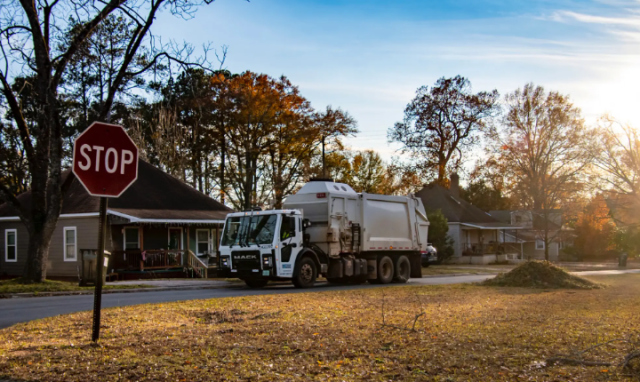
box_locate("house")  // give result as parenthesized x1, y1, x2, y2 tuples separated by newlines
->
(415, 174, 522, 264)
(490, 210, 568, 261)
(0, 160, 233, 280)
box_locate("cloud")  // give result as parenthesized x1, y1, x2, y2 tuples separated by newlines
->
(551, 10, 640, 28)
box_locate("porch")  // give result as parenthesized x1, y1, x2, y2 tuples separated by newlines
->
(454, 223, 524, 265)
(108, 220, 222, 279)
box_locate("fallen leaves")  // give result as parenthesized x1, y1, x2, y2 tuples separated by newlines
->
(0, 274, 637, 381)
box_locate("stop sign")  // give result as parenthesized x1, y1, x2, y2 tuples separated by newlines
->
(72, 122, 139, 197)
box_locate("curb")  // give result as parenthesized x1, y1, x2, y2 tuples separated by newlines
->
(0, 282, 241, 299)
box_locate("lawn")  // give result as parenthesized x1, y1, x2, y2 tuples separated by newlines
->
(421, 264, 514, 276)
(0, 279, 151, 294)
(1, 274, 640, 381)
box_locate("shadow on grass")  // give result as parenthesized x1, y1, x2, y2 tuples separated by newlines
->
(0, 374, 29, 381)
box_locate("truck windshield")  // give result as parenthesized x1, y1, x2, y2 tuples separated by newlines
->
(221, 214, 278, 246)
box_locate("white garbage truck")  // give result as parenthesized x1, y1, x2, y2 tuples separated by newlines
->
(216, 179, 430, 288)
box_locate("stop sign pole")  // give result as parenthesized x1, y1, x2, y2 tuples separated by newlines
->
(72, 122, 138, 342)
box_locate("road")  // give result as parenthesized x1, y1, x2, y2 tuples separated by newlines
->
(0, 274, 492, 329)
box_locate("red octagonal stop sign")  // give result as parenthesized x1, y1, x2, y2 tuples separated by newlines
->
(72, 122, 139, 197)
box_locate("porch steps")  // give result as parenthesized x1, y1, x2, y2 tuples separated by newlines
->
(186, 250, 217, 278)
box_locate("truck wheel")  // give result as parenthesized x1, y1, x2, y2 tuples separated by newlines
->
(375, 256, 395, 284)
(244, 279, 268, 288)
(394, 255, 411, 283)
(293, 257, 317, 288)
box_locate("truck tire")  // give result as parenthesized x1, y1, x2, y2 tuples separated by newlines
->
(293, 257, 317, 288)
(244, 279, 268, 288)
(394, 255, 411, 283)
(373, 256, 394, 284)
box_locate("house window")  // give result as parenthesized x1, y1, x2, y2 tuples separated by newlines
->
(5, 229, 17, 262)
(515, 216, 522, 223)
(124, 227, 140, 250)
(64, 227, 77, 261)
(536, 240, 545, 250)
(196, 229, 209, 256)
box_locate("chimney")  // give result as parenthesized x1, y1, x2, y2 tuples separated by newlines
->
(450, 173, 460, 197)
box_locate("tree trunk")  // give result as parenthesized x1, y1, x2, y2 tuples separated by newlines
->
(220, 135, 226, 204)
(437, 162, 446, 185)
(544, 210, 550, 261)
(22, 216, 57, 282)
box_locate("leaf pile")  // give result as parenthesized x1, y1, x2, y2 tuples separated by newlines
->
(481, 260, 602, 289)
(1, 274, 638, 381)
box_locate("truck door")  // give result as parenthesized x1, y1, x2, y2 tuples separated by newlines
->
(276, 215, 302, 278)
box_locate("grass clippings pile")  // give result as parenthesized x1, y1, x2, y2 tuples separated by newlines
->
(482, 260, 602, 289)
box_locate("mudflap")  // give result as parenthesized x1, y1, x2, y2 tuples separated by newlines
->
(410, 254, 422, 278)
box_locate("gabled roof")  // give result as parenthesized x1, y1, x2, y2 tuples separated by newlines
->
(415, 183, 506, 224)
(489, 210, 562, 231)
(0, 160, 233, 222)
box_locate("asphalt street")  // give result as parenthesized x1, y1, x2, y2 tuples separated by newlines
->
(0, 274, 493, 329)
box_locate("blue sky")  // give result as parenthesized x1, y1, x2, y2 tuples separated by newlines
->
(157, 0, 640, 159)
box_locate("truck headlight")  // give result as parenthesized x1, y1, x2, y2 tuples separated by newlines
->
(221, 256, 230, 268)
(262, 255, 272, 268)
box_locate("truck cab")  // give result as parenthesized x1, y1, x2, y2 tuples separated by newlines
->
(217, 210, 309, 288)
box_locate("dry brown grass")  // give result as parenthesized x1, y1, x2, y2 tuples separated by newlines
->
(1, 274, 640, 381)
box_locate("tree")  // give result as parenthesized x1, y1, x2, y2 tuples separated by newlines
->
(0, 0, 224, 282)
(388, 76, 499, 185)
(593, 117, 640, 197)
(460, 180, 514, 212)
(570, 194, 615, 259)
(487, 83, 593, 260)
(223, 72, 312, 210)
(426, 209, 455, 263)
(264, 106, 356, 208)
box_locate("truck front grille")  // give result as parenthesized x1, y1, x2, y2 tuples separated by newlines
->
(231, 250, 261, 271)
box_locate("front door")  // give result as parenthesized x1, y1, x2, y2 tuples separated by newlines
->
(168, 228, 182, 250)
(211, 228, 221, 256)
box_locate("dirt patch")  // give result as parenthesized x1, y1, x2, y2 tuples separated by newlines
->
(194, 309, 246, 324)
(481, 260, 602, 289)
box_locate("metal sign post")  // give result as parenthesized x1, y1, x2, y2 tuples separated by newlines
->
(92, 197, 108, 342)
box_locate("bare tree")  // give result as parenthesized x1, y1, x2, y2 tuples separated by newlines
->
(487, 83, 594, 260)
(0, 0, 228, 282)
(388, 76, 499, 185)
(592, 117, 640, 227)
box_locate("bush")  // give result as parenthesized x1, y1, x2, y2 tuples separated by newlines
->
(427, 209, 455, 263)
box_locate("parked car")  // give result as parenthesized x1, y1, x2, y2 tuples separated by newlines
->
(421, 243, 438, 267)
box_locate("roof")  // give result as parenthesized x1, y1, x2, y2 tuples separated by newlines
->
(489, 210, 562, 231)
(0, 159, 233, 222)
(488, 210, 511, 223)
(461, 222, 523, 230)
(415, 183, 507, 224)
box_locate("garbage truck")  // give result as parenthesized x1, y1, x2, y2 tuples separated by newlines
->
(217, 179, 430, 288)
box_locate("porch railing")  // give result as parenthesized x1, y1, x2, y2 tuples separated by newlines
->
(111, 249, 184, 271)
(462, 243, 521, 256)
(186, 250, 210, 278)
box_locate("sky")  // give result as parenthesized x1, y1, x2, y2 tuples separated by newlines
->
(156, 0, 640, 160)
